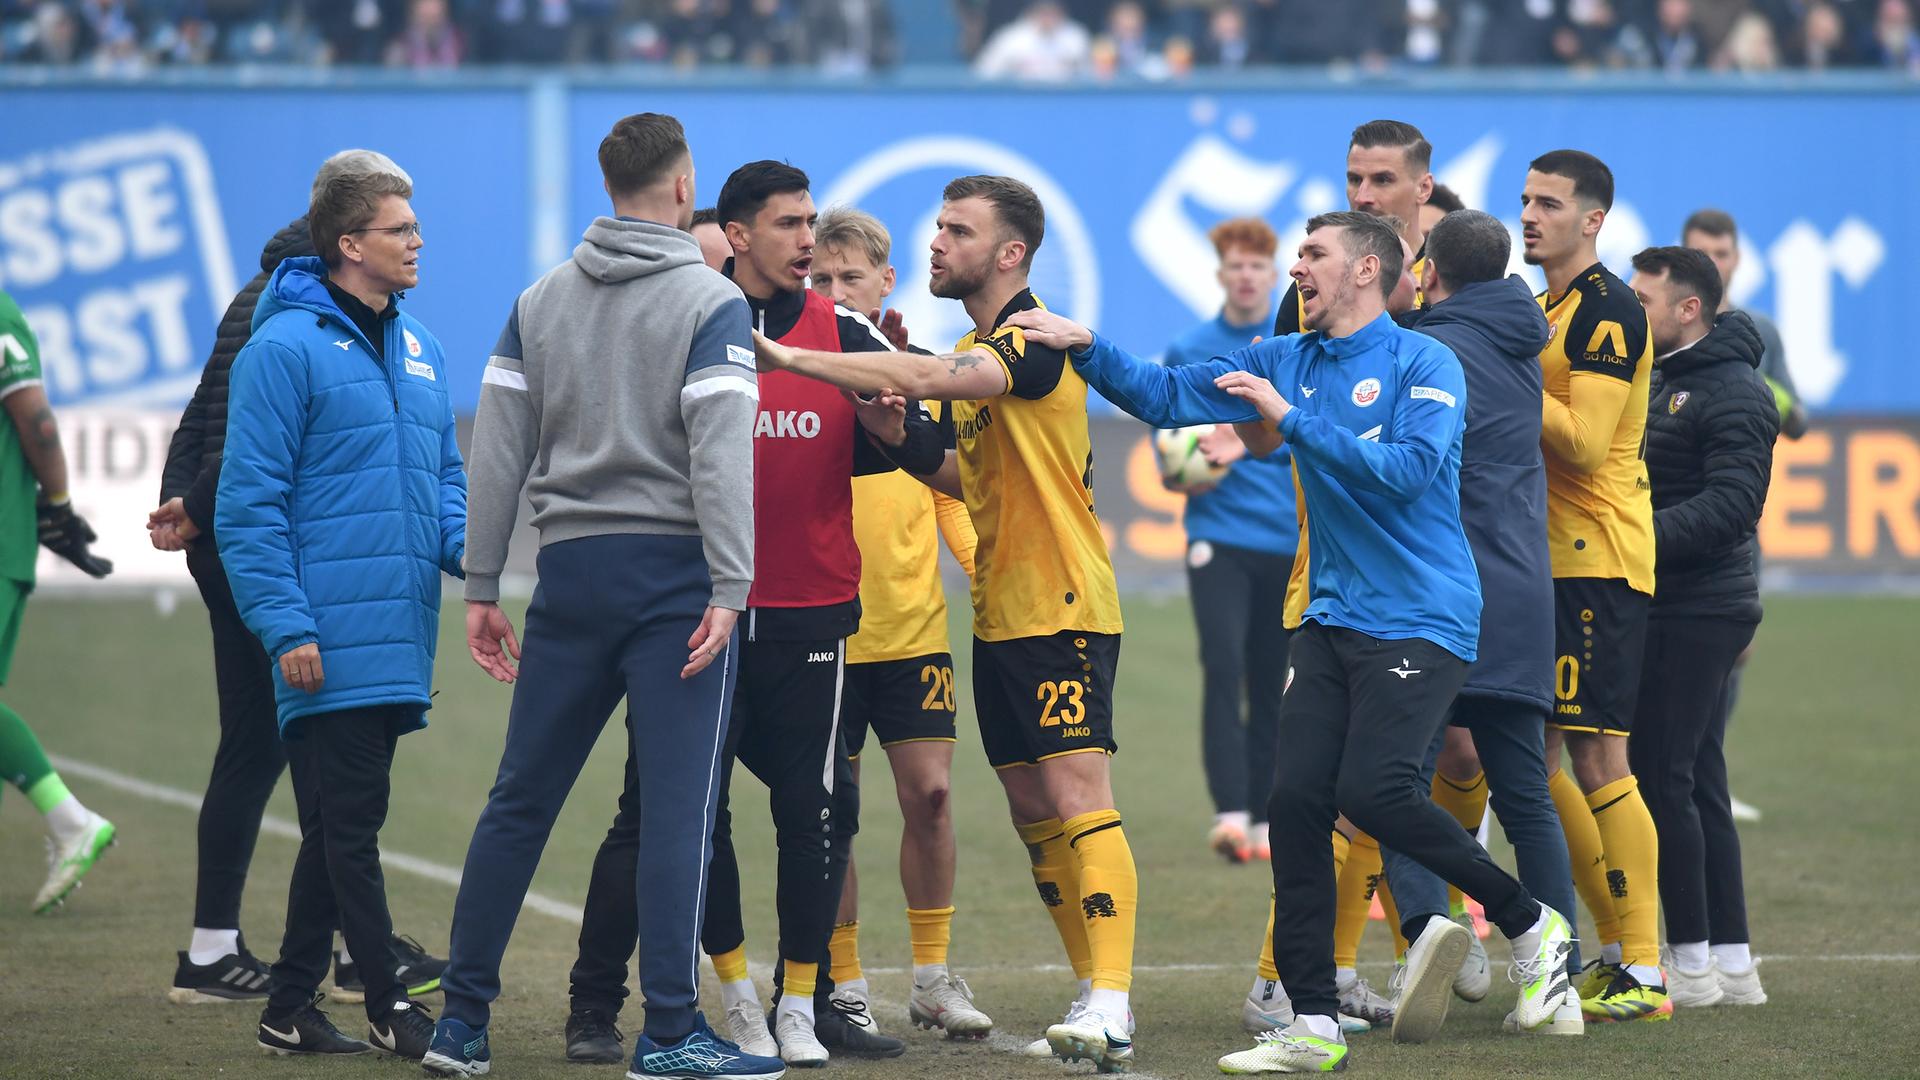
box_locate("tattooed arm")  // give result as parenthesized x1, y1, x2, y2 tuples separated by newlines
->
(2, 385, 70, 498)
(754, 331, 1011, 402)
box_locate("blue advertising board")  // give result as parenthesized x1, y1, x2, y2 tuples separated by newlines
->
(3, 76, 1913, 416)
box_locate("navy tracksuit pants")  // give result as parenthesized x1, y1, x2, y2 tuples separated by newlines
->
(441, 534, 736, 1040)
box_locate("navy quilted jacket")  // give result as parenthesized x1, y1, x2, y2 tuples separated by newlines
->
(216, 257, 466, 736)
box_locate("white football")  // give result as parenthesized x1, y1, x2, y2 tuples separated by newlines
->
(1153, 425, 1228, 487)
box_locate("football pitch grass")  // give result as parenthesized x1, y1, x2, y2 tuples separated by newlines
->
(2, 591, 1915, 1079)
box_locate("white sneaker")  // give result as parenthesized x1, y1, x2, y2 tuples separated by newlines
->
(1045, 1006, 1131, 1071)
(1715, 959, 1767, 1005)
(1219, 1019, 1349, 1074)
(774, 1008, 828, 1068)
(1728, 794, 1763, 823)
(1337, 973, 1395, 1027)
(33, 812, 116, 913)
(908, 969, 992, 1038)
(1453, 911, 1492, 1002)
(1666, 956, 1724, 1008)
(1504, 992, 1584, 1035)
(1506, 904, 1575, 1031)
(723, 998, 779, 1058)
(1392, 915, 1471, 1044)
(829, 983, 879, 1034)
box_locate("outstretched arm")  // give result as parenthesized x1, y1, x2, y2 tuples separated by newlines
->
(756, 331, 1010, 401)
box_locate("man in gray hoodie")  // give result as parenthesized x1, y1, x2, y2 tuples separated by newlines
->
(426, 113, 781, 1080)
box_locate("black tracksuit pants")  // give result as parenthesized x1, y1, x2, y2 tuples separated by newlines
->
(1629, 616, 1758, 946)
(1186, 541, 1292, 822)
(1269, 623, 1542, 1020)
(187, 543, 287, 932)
(267, 706, 408, 1020)
(701, 634, 857, 1008)
(575, 632, 857, 1012)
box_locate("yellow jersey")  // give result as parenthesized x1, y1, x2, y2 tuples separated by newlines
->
(1537, 262, 1656, 595)
(847, 400, 978, 664)
(951, 289, 1124, 642)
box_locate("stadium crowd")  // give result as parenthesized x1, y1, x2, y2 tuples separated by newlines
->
(3, 0, 1917, 73)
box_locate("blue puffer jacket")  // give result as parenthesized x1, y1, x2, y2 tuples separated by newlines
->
(216, 257, 466, 736)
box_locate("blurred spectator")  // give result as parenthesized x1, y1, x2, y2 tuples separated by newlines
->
(386, 0, 463, 67)
(1255, 0, 1392, 67)
(1404, 0, 1449, 64)
(1162, 31, 1194, 75)
(1868, 0, 1920, 68)
(807, 0, 899, 74)
(1791, 0, 1860, 64)
(1715, 8, 1783, 66)
(1102, 0, 1155, 74)
(974, 0, 1090, 79)
(473, 0, 576, 64)
(1620, 0, 1707, 68)
(1197, 4, 1262, 67)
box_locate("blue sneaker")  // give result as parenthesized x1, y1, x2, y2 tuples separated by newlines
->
(421, 1017, 491, 1077)
(628, 1013, 786, 1079)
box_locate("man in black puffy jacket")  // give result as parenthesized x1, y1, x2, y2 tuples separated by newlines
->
(1624, 245, 1777, 1013)
(149, 150, 445, 1008)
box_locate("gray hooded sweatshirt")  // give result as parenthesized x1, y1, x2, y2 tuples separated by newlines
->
(464, 216, 757, 608)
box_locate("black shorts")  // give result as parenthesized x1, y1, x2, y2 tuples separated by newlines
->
(971, 631, 1120, 770)
(1548, 578, 1650, 737)
(842, 652, 959, 760)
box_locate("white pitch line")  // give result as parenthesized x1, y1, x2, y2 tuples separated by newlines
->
(51, 754, 1920, 979)
(48, 754, 585, 924)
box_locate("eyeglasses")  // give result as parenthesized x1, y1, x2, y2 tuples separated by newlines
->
(352, 222, 422, 240)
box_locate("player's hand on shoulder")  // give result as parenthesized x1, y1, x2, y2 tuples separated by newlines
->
(1002, 308, 1091, 353)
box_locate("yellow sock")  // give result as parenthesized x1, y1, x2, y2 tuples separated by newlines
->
(906, 906, 955, 970)
(1017, 818, 1093, 980)
(1064, 809, 1137, 992)
(1433, 770, 1489, 914)
(1256, 891, 1281, 981)
(1259, 831, 1347, 982)
(711, 945, 750, 985)
(1333, 832, 1383, 969)
(783, 960, 818, 999)
(1589, 775, 1660, 969)
(828, 921, 862, 985)
(1379, 876, 1408, 959)
(1551, 768, 1622, 947)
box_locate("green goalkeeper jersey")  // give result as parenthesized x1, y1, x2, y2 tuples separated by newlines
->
(0, 292, 44, 585)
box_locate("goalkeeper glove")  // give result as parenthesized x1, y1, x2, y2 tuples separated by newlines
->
(37, 499, 113, 578)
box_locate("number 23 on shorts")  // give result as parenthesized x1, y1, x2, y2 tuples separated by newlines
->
(1036, 679, 1087, 727)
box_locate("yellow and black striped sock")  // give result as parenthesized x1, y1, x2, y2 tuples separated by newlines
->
(1017, 818, 1093, 981)
(1589, 775, 1661, 971)
(1551, 767, 1622, 949)
(1065, 809, 1137, 993)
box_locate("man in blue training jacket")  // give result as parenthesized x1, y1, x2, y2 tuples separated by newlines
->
(1005, 211, 1572, 1073)
(218, 161, 465, 1062)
